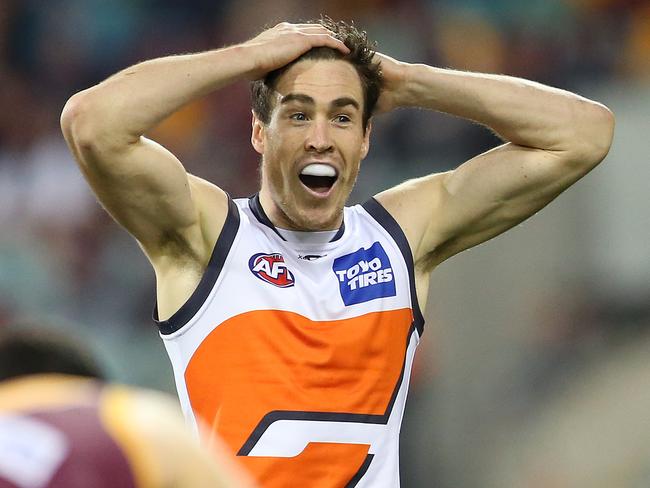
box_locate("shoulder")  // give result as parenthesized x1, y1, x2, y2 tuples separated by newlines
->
(372, 173, 449, 268)
(148, 175, 230, 267)
(188, 175, 231, 259)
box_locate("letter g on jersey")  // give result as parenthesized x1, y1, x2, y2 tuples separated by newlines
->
(333, 242, 396, 306)
(249, 253, 295, 288)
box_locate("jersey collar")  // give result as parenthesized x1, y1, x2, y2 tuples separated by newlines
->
(248, 193, 345, 243)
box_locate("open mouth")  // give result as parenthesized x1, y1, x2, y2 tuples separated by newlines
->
(298, 174, 337, 193)
(299, 163, 338, 195)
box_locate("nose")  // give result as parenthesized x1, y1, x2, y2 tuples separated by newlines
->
(304, 118, 333, 153)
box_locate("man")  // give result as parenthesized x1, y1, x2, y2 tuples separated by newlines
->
(60, 18, 614, 487)
(0, 326, 254, 488)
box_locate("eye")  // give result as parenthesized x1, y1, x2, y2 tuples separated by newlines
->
(290, 112, 307, 121)
(334, 114, 351, 124)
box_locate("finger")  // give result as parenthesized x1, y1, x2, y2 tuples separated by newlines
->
(296, 26, 338, 38)
(276, 22, 337, 37)
(302, 33, 350, 54)
(293, 24, 338, 35)
(292, 23, 330, 29)
(279, 23, 326, 32)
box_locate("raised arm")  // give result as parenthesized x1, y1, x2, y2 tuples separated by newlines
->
(60, 23, 349, 318)
(374, 54, 615, 272)
(60, 23, 349, 259)
(61, 48, 250, 260)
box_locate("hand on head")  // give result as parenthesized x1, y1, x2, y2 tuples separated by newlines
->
(244, 22, 351, 80)
(372, 52, 408, 114)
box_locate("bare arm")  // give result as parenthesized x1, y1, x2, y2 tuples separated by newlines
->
(61, 24, 349, 258)
(60, 47, 256, 259)
(60, 23, 349, 318)
(374, 54, 615, 270)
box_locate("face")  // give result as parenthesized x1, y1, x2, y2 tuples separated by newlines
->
(251, 59, 371, 231)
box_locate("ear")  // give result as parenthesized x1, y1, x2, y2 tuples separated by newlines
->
(360, 120, 372, 159)
(251, 111, 265, 155)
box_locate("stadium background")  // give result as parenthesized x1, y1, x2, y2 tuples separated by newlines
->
(0, 0, 648, 486)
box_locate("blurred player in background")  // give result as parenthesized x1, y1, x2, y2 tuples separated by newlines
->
(61, 16, 614, 487)
(0, 325, 254, 488)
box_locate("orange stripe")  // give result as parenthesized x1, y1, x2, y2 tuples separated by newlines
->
(185, 308, 413, 486)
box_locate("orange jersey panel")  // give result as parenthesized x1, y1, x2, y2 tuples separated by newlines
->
(185, 308, 413, 485)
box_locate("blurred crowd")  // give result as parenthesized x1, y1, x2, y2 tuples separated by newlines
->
(1, 0, 649, 329)
(1, 0, 649, 485)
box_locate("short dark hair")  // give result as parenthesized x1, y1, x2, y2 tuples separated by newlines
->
(251, 17, 383, 130)
(0, 325, 106, 382)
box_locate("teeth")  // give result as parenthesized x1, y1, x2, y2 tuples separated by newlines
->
(300, 163, 336, 177)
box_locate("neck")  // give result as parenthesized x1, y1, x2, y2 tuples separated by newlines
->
(258, 190, 343, 231)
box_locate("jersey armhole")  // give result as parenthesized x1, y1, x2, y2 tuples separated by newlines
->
(154, 195, 240, 335)
(361, 197, 425, 336)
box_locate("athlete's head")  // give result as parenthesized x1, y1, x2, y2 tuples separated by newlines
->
(250, 18, 383, 232)
(0, 324, 106, 381)
(252, 18, 382, 131)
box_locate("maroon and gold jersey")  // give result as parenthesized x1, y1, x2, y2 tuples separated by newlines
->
(0, 375, 160, 488)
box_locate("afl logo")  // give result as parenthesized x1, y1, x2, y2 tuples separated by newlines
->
(248, 253, 295, 288)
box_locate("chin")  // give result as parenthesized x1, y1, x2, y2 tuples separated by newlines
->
(274, 186, 346, 230)
(297, 208, 342, 231)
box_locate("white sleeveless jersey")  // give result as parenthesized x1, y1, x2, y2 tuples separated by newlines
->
(156, 195, 424, 488)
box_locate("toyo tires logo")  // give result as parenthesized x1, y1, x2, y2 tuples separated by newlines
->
(333, 242, 396, 306)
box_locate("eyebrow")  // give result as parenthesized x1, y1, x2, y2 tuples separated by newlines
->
(279, 93, 360, 112)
